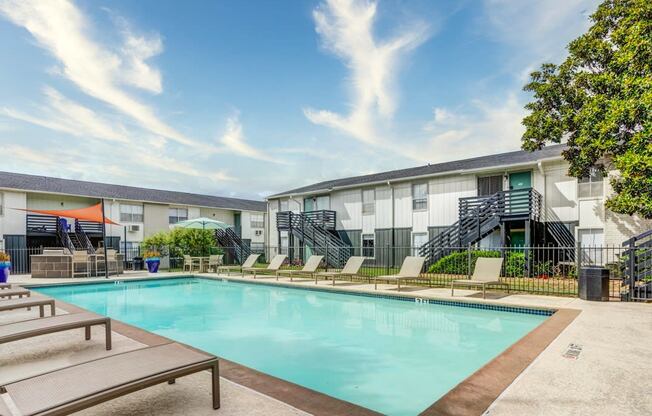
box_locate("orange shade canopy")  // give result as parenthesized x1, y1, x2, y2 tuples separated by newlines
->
(16, 203, 120, 225)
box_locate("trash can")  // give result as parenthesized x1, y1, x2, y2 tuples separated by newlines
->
(579, 266, 609, 301)
(132, 257, 144, 271)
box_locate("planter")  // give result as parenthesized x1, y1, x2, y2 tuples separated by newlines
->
(145, 258, 160, 274)
(0, 261, 11, 283)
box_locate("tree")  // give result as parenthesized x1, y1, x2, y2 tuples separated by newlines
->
(140, 228, 218, 257)
(522, 0, 652, 218)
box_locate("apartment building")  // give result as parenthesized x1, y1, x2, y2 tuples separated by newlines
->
(266, 144, 650, 265)
(0, 171, 267, 253)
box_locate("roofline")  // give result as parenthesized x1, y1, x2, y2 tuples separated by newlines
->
(266, 156, 563, 200)
(0, 186, 267, 213)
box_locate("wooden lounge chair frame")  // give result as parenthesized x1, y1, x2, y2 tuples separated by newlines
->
(0, 297, 56, 318)
(216, 254, 260, 276)
(451, 257, 509, 299)
(242, 254, 287, 278)
(314, 256, 366, 285)
(276, 255, 324, 281)
(0, 342, 219, 415)
(373, 256, 426, 291)
(0, 288, 30, 299)
(0, 312, 112, 350)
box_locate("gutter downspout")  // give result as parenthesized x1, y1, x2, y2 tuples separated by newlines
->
(389, 181, 395, 267)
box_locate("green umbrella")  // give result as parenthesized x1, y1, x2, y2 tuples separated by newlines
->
(173, 217, 231, 230)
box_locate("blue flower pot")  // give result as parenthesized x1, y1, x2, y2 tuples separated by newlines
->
(145, 258, 160, 273)
(0, 261, 11, 283)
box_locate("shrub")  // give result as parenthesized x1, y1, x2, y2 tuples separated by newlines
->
(428, 250, 501, 275)
(140, 228, 217, 258)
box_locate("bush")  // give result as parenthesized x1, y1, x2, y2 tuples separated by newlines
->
(428, 250, 501, 275)
(141, 228, 219, 258)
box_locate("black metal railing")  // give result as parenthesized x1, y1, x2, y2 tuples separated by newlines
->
(74, 220, 96, 254)
(215, 228, 251, 264)
(623, 229, 652, 301)
(277, 210, 337, 231)
(26, 214, 58, 234)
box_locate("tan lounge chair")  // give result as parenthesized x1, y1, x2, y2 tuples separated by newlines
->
(276, 255, 324, 281)
(206, 255, 224, 272)
(242, 254, 287, 278)
(0, 297, 56, 317)
(451, 257, 509, 299)
(72, 250, 91, 278)
(217, 254, 260, 276)
(183, 255, 201, 272)
(0, 288, 30, 299)
(0, 283, 15, 289)
(314, 256, 366, 285)
(373, 256, 426, 291)
(0, 342, 220, 415)
(0, 311, 112, 350)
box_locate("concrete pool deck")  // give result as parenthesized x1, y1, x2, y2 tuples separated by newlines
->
(4, 271, 652, 415)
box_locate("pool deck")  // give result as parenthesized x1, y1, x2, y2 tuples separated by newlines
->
(3, 271, 652, 416)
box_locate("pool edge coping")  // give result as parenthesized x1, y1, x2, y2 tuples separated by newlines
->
(28, 274, 580, 416)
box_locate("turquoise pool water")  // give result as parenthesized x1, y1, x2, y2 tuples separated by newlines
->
(34, 278, 548, 415)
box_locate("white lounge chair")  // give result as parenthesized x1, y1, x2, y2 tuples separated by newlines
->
(373, 256, 426, 291)
(217, 254, 260, 276)
(242, 254, 287, 278)
(314, 256, 366, 285)
(276, 255, 323, 281)
(451, 257, 509, 299)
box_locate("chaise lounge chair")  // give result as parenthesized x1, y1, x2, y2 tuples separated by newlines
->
(314, 256, 366, 285)
(0, 297, 56, 317)
(0, 342, 220, 415)
(451, 257, 509, 299)
(216, 254, 260, 276)
(0, 283, 15, 290)
(372, 256, 426, 291)
(276, 255, 324, 281)
(242, 254, 287, 278)
(0, 288, 30, 299)
(0, 311, 112, 350)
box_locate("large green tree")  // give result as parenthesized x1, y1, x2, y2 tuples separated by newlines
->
(522, 0, 652, 218)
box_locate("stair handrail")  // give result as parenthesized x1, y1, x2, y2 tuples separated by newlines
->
(56, 217, 75, 254)
(74, 220, 96, 254)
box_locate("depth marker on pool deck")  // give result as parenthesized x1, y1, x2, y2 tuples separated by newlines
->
(563, 343, 583, 360)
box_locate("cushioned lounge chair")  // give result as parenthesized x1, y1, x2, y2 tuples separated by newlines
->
(0, 342, 220, 415)
(0, 288, 30, 299)
(216, 254, 260, 276)
(242, 254, 287, 278)
(0, 297, 56, 317)
(314, 256, 366, 285)
(451, 257, 509, 299)
(372, 256, 426, 291)
(0, 311, 112, 350)
(276, 255, 324, 281)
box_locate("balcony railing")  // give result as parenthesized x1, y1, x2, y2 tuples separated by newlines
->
(277, 210, 336, 231)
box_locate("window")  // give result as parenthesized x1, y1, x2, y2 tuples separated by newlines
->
(412, 232, 428, 255)
(0, 192, 4, 216)
(250, 213, 264, 228)
(280, 200, 289, 212)
(168, 208, 188, 224)
(120, 203, 143, 222)
(362, 234, 375, 258)
(362, 189, 375, 215)
(478, 175, 503, 196)
(412, 183, 428, 211)
(578, 168, 604, 198)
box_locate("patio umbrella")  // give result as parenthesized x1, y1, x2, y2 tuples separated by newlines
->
(173, 217, 231, 230)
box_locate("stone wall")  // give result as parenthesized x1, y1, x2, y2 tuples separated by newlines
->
(31, 255, 72, 278)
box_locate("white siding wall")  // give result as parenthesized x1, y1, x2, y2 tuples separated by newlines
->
(331, 189, 362, 230)
(578, 199, 604, 228)
(428, 175, 476, 226)
(393, 183, 412, 228)
(543, 161, 578, 222)
(267, 200, 279, 248)
(375, 186, 392, 229)
(241, 211, 265, 243)
(188, 207, 200, 220)
(0, 191, 27, 236)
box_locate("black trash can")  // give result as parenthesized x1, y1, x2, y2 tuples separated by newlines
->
(132, 256, 144, 271)
(579, 266, 609, 301)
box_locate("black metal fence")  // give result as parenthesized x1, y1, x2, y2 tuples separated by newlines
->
(622, 230, 652, 301)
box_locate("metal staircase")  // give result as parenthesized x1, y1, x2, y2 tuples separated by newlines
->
(215, 228, 251, 264)
(56, 218, 75, 254)
(419, 188, 544, 266)
(74, 220, 96, 254)
(276, 210, 349, 268)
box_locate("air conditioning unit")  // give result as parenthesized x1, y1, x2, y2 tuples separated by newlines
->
(255, 230, 262, 236)
(127, 224, 141, 232)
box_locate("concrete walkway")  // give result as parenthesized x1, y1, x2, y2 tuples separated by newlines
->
(5, 272, 651, 415)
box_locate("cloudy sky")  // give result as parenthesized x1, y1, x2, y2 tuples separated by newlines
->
(0, 0, 598, 200)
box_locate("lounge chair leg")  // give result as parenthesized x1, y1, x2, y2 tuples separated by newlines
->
(212, 362, 221, 409)
(39, 305, 44, 318)
(85, 326, 91, 340)
(105, 320, 112, 350)
(451, 282, 454, 297)
(51, 302, 56, 316)
(168, 379, 176, 385)
(398, 281, 401, 292)
(483, 286, 486, 299)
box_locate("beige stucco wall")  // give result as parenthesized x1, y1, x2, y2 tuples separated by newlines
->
(27, 193, 97, 210)
(199, 208, 234, 225)
(143, 203, 170, 238)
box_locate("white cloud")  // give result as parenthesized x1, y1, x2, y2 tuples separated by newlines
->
(219, 114, 283, 164)
(0, 0, 194, 146)
(304, 0, 429, 144)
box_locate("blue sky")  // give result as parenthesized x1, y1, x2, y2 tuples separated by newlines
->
(0, 0, 599, 200)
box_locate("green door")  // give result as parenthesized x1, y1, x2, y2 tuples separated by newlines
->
(510, 231, 525, 247)
(509, 171, 531, 190)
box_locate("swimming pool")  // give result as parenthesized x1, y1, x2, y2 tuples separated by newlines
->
(34, 277, 550, 415)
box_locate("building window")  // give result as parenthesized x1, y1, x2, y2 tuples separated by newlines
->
(478, 175, 503, 196)
(412, 232, 428, 255)
(578, 168, 604, 198)
(168, 208, 188, 224)
(120, 204, 143, 222)
(280, 200, 289, 212)
(412, 183, 428, 211)
(362, 234, 375, 258)
(250, 213, 264, 229)
(0, 192, 4, 216)
(362, 189, 375, 215)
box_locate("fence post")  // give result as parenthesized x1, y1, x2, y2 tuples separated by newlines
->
(575, 240, 581, 296)
(386, 244, 390, 275)
(627, 237, 636, 301)
(325, 240, 329, 272)
(467, 242, 472, 279)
